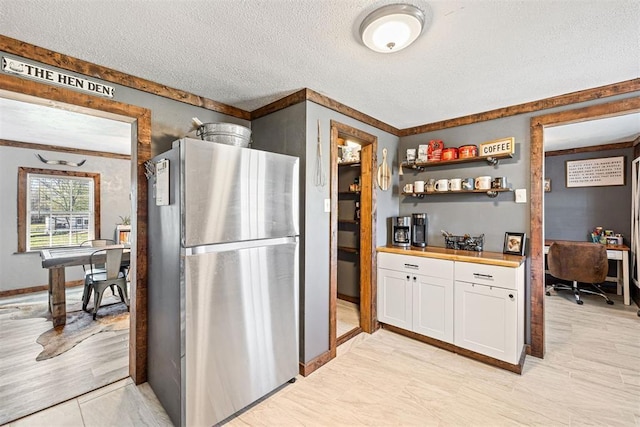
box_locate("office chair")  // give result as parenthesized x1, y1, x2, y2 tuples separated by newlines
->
(82, 247, 129, 319)
(545, 241, 613, 305)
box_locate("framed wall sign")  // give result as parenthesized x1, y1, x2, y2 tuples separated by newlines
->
(565, 156, 625, 188)
(479, 137, 515, 157)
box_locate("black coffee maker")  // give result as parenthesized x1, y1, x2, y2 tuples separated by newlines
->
(392, 216, 411, 247)
(411, 213, 428, 247)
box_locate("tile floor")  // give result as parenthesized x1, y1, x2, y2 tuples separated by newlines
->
(336, 299, 360, 338)
(5, 291, 640, 426)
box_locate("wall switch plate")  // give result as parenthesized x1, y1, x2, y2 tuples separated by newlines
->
(515, 189, 527, 203)
(324, 198, 331, 212)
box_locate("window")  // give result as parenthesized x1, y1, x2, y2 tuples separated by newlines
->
(18, 167, 101, 252)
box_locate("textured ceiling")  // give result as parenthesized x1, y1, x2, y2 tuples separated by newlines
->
(1, 0, 638, 130)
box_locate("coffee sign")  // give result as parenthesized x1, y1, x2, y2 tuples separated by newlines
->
(2, 57, 114, 98)
(479, 137, 515, 157)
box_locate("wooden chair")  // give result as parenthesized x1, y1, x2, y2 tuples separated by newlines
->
(82, 247, 129, 319)
(546, 241, 613, 305)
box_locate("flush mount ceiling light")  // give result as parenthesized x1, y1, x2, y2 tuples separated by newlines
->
(359, 4, 425, 53)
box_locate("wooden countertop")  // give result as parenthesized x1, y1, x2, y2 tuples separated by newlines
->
(377, 245, 525, 268)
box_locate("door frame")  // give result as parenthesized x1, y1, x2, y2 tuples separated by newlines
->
(0, 72, 151, 383)
(329, 120, 377, 358)
(529, 96, 640, 358)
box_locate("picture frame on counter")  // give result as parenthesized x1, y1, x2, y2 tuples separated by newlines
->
(503, 232, 526, 256)
(544, 178, 551, 192)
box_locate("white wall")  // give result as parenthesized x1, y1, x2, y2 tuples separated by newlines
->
(0, 146, 131, 292)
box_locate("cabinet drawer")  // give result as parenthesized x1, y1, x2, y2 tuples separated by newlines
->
(378, 252, 453, 280)
(454, 261, 517, 290)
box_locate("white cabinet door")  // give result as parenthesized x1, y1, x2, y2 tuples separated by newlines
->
(377, 268, 412, 330)
(454, 281, 518, 364)
(412, 274, 454, 343)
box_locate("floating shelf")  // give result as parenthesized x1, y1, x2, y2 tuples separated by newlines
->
(338, 191, 360, 195)
(401, 153, 513, 171)
(338, 246, 359, 253)
(338, 219, 360, 224)
(338, 161, 361, 167)
(402, 188, 513, 198)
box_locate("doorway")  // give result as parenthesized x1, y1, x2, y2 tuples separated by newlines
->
(529, 96, 640, 358)
(329, 120, 377, 357)
(0, 73, 150, 421)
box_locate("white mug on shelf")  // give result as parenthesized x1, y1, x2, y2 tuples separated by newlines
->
(414, 180, 425, 193)
(475, 176, 492, 190)
(403, 183, 414, 193)
(435, 179, 449, 192)
(448, 178, 462, 191)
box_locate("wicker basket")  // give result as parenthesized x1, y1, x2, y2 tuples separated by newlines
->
(444, 234, 484, 252)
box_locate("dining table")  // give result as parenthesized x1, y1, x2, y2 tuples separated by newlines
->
(40, 245, 130, 327)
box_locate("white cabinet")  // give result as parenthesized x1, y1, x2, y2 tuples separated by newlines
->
(413, 274, 453, 343)
(377, 252, 454, 343)
(454, 262, 524, 365)
(377, 268, 412, 329)
(377, 251, 525, 368)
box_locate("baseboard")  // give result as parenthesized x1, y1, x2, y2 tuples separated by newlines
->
(337, 293, 360, 305)
(0, 280, 83, 298)
(336, 327, 362, 347)
(382, 323, 525, 374)
(298, 350, 333, 377)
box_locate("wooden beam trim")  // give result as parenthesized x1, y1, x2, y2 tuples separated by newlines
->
(0, 138, 132, 160)
(250, 88, 400, 136)
(1, 72, 152, 384)
(298, 350, 333, 377)
(545, 141, 634, 157)
(402, 78, 640, 135)
(306, 89, 400, 136)
(0, 35, 250, 120)
(529, 96, 640, 360)
(249, 89, 307, 119)
(0, 280, 83, 298)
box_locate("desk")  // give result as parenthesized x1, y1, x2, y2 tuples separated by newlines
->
(40, 246, 130, 327)
(544, 240, 630, 305)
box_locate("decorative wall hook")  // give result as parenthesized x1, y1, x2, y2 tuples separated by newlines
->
(36, 154, 86, 167)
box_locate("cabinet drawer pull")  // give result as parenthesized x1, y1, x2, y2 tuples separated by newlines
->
(473, 273, 493, 280)
(404, 263, 419, 270)
(509, 294, 514, 299)
(406, 275, 410, 280)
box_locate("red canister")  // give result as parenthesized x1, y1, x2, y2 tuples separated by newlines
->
(442, 147, 459, 161)
(458, 145, 478, 159)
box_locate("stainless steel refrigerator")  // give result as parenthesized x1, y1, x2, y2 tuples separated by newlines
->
(147, 137, 299, 427)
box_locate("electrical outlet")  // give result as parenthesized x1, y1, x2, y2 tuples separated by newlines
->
(324, 199, 331, 212)
(515, 189, 527, 203)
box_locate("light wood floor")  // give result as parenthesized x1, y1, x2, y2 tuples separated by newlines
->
(0, 287, 129, 425)
(5, 292, 640, 426)
(337, 299, 360, 338)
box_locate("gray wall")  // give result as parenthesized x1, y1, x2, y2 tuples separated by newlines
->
(252, 101, 399, 364)
(545, 147, 632, 245)
(0, 146, 130, 291)
(1, 51, 246, 292)
(399, 119, 529, 253)
(399, 91, 640, 345)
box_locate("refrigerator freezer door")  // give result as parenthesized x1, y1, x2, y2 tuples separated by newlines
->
(184, 238, 299, 426)
(181, 138, 299, 247)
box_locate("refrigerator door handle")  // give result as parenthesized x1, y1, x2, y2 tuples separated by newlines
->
(184, 236, 298, 256)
